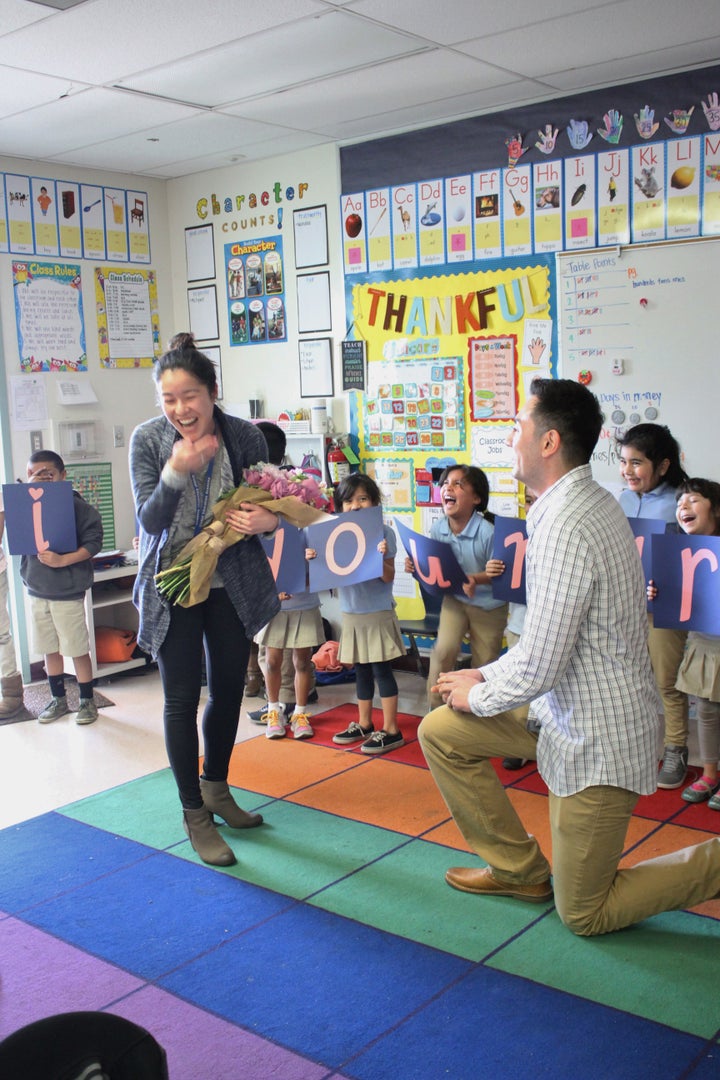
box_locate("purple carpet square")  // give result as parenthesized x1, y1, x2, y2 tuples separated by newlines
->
(0, 917, 144, 1040)
(111, 985, 342, 1080)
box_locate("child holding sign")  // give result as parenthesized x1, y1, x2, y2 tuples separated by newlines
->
(406, 465, 506, 710)
(331, 473, 406, 755)
(618, 423, 690, 789)
(648, 478, 720, 807)
(19, 451, 103, 724)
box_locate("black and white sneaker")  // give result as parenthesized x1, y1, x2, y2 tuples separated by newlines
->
(332, 721, 373, 745)
(360, 730, 405, 755)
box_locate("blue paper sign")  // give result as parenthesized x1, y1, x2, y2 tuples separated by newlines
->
(306, 506, 383, 592)
(491, 516, 528, 604)
(394, 516, 468, 597)
(259, 519, 308, 596)
(651, 533, 720, 634)
(627, 518, 667, 582)
(2, 481, 77, 555)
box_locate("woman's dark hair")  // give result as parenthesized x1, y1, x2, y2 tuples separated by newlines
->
(333, 472, 382, 512)
(676, 478, 720, 533)
(530, 377, 603, 467)
(616, 423, 688, 488)
(438, 463, 494, 522)
(153, 343, 217, 398)
(167, 331, 196, 351)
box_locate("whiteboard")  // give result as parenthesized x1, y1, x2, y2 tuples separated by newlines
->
(557, 239, 720, 489)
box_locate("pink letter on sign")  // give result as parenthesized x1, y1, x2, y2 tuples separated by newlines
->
(29, 487, 50, 553)
(326, 520, 365, 577)
(265, 527, 285, 582)
(503, 531, 528, 589)
(409, 539, 452, 588)
(679, 546, 719, 622)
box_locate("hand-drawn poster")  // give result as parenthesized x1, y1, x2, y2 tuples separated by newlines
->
(95, 266, 161, 368)
(225, 236, 286, 346)
(13, 261, 86, 372)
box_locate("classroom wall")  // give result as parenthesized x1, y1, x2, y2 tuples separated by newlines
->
(164, 143, 350, 433)
(0, 153, 174, 549)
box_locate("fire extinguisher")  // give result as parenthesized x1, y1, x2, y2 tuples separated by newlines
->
(327, 438, 351, 485)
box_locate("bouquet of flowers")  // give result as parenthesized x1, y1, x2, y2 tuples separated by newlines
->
(155, 463, 332, 607)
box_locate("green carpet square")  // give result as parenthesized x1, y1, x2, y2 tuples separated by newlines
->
(173, 799, 413, 898)
(310, 837, 554, 960)
(488, 908, 720, 1038)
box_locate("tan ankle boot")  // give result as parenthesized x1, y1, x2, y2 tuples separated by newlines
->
(182, 808, 236, 866)
(200, 778, 263, 829)
(0, 673, 25, 719)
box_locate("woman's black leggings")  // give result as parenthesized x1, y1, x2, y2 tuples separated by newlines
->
(156, 588, 250, 809)
(355, 659, 398, 700)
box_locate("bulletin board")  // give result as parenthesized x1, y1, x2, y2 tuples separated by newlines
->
(350, 258, 556, 618)
(557, 237, 720, 487)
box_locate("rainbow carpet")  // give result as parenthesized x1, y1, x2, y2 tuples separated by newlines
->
(1, 703, 719, 1079)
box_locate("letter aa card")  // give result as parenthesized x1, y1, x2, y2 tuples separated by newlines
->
(2, 481, 77, 555)
(306, 505, 383, 592)
(651, 533, 720, 634)
(491, 516, 527, 604)
(394, 516, 468, 597)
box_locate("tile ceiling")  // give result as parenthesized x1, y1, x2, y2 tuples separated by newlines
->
(0, 0, 718, 179)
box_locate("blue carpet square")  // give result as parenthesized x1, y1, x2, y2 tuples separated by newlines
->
(159, 902, 472, 1068)
(0, 814, 154, 912)
(347, 963, 709, 1080)
(23, 849, 292, 979)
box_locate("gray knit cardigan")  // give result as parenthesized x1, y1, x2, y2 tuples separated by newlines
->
(129, 407, 280, 659)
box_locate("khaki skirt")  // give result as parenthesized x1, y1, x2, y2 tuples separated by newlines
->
(338, 608, 406, 665)
(676, 632, 720, 702)
(256, 607, 324, 650)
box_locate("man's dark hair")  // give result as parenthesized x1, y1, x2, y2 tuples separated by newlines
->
(530, 377, 603, 467)
(256, 421, 286, 466)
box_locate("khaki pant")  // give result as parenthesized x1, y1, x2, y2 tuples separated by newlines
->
(647, 615, 688, 748)
(427, 597, 507, 709)
(419, 704, 720, 935)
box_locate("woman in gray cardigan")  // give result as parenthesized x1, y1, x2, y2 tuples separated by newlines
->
(130, 343, 280, 865)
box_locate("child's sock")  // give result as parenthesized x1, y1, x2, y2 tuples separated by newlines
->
(48, 674, 65, 698)
(268, 701, 282, 714)
(78, 680, 95, 702)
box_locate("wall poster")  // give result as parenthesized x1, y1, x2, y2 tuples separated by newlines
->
(95, 266, 161, 368)
(13, 260, 86, 372)
(225, 236, 286, 346)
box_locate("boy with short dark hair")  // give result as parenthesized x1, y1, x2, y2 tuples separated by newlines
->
(20, 451, 103, 724)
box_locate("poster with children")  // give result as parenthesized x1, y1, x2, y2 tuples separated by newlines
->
(225, 236, 286, 346)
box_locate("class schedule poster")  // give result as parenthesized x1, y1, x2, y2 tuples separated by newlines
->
(13, 260, 86, 372)
(225, 237, 286, 346)
(95, 266, 161, 368)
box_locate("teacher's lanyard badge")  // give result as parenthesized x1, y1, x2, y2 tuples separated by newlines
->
(190, 457, 215, 535)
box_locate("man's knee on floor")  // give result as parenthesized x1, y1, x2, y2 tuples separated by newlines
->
(555, 898, 608, 937)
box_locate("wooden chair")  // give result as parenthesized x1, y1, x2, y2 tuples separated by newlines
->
(131, 198, 144, 226)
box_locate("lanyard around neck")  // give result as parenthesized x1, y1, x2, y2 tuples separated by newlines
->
(190, 456, 215, 535)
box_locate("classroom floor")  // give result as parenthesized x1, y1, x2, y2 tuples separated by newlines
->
(1, 667, 719, 1079)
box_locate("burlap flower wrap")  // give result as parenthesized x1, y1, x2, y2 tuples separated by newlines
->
(155, 480, 332, 607)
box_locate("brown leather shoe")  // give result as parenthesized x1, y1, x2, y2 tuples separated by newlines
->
(446, 866, 553, 903)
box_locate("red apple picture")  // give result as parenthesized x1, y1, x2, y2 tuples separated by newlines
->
(345, 213, 362, 238)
